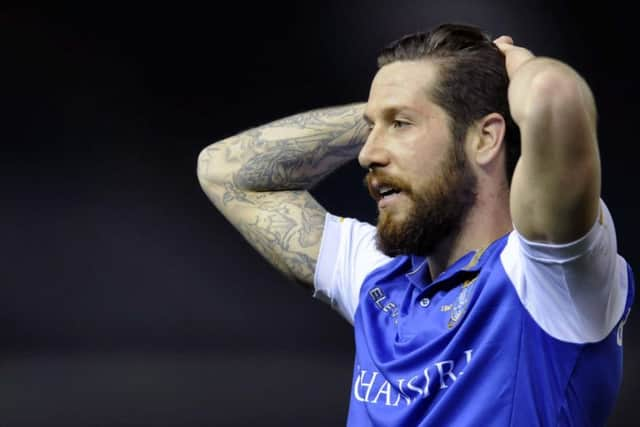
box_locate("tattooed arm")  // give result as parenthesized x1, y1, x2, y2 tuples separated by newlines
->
(197, 103, 368, 287)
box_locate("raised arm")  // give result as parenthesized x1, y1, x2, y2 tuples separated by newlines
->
(495, 36, 600, 243)
(197, 103, 368, 287)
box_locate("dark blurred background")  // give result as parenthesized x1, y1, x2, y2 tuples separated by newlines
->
(1, 2, 637, 426)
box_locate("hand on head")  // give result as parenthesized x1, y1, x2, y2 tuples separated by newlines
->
(493, 35, 535, 77)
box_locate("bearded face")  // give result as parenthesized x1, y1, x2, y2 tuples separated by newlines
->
(367, 141, 477, 257)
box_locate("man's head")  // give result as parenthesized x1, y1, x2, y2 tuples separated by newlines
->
(360, 23, 519, 257)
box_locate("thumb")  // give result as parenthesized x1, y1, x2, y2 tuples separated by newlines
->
(493, 35, 514, 45)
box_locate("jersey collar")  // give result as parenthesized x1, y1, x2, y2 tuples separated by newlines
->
(405, 239, 496, 290)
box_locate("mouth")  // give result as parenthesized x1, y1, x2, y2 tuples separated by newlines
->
(377, 185, 402, 200)
(366, 174, 408, 208)
(377, 187, 405, 209)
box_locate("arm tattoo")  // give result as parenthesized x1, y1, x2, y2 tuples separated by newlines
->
(200, 104, 365, 284)
(233, 191, 326, 283)
(299, 198, 325, 248)
(231, 105, 367, 191)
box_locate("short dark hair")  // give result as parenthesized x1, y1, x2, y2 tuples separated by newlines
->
(377, 23, 520, 184)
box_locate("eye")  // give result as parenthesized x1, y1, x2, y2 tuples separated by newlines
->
(392, 120, 410, 128)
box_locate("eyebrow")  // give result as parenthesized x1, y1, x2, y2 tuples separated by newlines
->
(363, 106, 417, 124)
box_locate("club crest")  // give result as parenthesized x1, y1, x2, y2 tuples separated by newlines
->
(448, 277, 477, 329)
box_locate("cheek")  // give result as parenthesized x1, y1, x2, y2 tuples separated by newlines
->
(409, 134, 452, 169)
(401, 147, 438, 182)
(407, 130, 444, 158)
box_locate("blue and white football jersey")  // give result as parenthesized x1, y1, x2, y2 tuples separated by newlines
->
(314, 200, 634, 426)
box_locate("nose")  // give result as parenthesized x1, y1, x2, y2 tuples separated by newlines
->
(358, 127, 389, 170)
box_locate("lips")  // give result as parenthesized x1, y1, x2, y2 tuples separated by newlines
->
(378, 185, 401, 199)
(366, 174, 408, 202)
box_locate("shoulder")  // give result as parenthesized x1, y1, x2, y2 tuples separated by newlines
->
(313, 213, 394, 323)
(499, 200, 631, 343)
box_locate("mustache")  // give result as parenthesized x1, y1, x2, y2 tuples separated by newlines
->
(363, 170, 413, 199)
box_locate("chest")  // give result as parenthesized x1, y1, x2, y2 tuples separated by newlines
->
(366, 275, 481, 336)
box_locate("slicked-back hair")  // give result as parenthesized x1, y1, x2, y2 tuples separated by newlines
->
(378, 23, 520, 184)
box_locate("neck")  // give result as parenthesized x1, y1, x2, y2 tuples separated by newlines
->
(427, 189, 512, 280)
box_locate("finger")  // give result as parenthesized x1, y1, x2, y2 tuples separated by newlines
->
(494, 41, 516, 55)
(502, 46, 536, 76)
(493, 35, 514, 45)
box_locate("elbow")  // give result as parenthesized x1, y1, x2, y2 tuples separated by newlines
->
(524, 63, 597, 124)
(197, 142, 232, 208)
(197, 141, 229, 189)
(509, 57, 597, 125)
(196, 145, 213, 184)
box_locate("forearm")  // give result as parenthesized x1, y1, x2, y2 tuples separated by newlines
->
(197, 103, 367, 193)
(506, 57, 596, 131)
(197, 103, 366, 286)
(499, 44, 601, 242)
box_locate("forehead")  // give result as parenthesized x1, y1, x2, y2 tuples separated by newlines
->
(366, 60, 441, 115)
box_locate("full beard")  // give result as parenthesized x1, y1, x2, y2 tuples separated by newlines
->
(370, 144, 477, 257)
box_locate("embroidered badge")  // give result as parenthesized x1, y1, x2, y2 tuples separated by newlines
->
(447, 277, 477, 329)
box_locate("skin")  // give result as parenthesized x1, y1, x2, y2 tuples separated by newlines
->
(197, 35, 600, 287)
(495, 36, 600, 243)
(360, 59, 512, 278)
(361, 59, 456, 223)
(197, 104, 368, 287)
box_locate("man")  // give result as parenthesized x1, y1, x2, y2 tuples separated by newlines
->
(197, 24, 634, 426)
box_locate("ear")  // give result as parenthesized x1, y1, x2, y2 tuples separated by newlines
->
(471, 113, 506, 166)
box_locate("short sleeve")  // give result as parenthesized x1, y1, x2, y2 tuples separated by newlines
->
(313, 213, 392, 324)
(501, 200, 630, 343)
